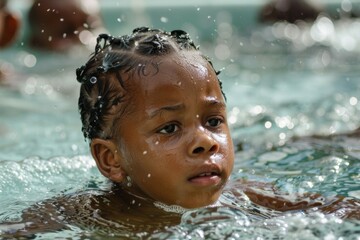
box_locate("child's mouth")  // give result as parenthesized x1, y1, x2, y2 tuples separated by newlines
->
(188, 171, 222, 186)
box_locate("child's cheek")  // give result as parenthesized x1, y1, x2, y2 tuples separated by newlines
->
(146, 134, 182, 152)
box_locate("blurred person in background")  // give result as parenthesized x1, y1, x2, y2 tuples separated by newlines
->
(259, 0, 323, 23)
(0, 0, 20, 82)
(28, 0, 103, 52)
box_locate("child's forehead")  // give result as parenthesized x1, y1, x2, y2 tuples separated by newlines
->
(135, 53, 212, 86)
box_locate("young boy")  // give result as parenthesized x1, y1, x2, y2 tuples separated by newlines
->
(1, 27, 359, 238)
(76, 26, 235, 209)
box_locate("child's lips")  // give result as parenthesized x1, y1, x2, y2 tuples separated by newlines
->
(188, 165, 222, 186)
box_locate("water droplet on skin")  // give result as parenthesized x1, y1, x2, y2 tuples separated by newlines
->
(90, 76, 97, 84)
(143, 151, 147, 155)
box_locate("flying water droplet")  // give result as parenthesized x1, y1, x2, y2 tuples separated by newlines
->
(90, 76, 97, 84)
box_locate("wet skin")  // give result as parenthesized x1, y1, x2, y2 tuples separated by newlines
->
(93, 51, 235, 209)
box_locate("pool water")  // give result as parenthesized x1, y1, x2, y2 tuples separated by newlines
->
(1, 3, 360, 239)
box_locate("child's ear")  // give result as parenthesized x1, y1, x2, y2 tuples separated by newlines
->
(90, 138, 126, 183)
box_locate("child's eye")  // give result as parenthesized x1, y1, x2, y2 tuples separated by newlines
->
(158, 124, 179, 134)
(206, 117, 223, 128)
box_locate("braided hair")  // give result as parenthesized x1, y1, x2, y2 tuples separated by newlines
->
(76, 27, 224, 140)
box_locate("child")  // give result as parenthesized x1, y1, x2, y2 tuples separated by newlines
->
(1, 27, 359, 238)
(75, 26, 235, 209)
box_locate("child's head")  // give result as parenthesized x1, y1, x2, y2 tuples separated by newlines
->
(76, 27, 234, 208)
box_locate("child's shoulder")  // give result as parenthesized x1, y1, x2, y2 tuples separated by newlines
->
(0, 187, 180, 238)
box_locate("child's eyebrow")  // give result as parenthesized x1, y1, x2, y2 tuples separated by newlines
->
(147, 99, 226, 119)
(148, 104, 185, 119)
(205, 99, 226, 109)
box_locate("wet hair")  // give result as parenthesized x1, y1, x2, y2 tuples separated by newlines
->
(76, 27, 224, 140)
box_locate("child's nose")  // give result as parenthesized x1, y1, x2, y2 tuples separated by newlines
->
(188, 126, 220, 156)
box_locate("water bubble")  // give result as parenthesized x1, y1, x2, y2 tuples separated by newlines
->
(349, 97, 358, 106)
(63, 33, 67, 38)
(79, 30, 92, 45)
(117, 18, 122, 23)
(24, 54, 37, 68)
(160, 17, 168, 23)
(71, 144, 78, 151)
(196, 114, 199, 118)
(155, 141, 159, 145)
(214, 44, 230, 60)
(60, 18, 64, 22)
(197, 7, 200, 11)
(41, 29, 44, 33)
(48, 36, 52, 42)
(279, 132, 286, 140)
(341, 0, 352, 12)
(143, 151, 147, 155)
(90, 76, 97, 84)
(265, 121, 272, 129)
(147, 173, 151, 178)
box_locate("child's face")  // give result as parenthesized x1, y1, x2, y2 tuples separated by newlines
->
(113, 52, 234, 208)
